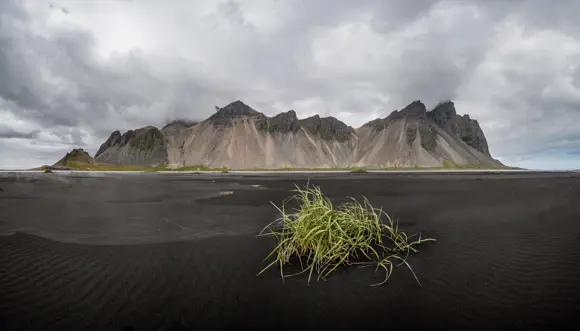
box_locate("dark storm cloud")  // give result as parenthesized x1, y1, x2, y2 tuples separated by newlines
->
(1, 0, 580, 169)
(0, 127, 39, 139)
(0, 1, 244, 132)
(0, 0, 474, 132)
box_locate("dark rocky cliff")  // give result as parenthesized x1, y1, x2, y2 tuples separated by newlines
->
(95, 131, 121, 158)
(208, 101, 266, 127)
(209, 101, 354, 141)
(95, 126, 168, 165)
(428, 101, 490, 155)
(266, 110, 300, 133)
(298, 115, 354, 142)
(362, 100, 491, 156)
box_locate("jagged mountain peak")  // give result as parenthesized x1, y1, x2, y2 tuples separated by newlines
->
(120, 126, 165, 148)
(95, 130, 122, 158)
(273, 109, 298, 119)
(393, 100, 427, 119)
(298, 114, 354, 142)
(363, 100, 427, 130)
(213, 100, 262, 118)
(67, 148, 91, 158)
(266, 110, 299, 133)
(428, 101, 457, 127)
(299, 114, 346, 124)
(208, 100, 265, 127)
(426, 101, 489, 155)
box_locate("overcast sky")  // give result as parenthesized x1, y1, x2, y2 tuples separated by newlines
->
(1, 0, 580, 169)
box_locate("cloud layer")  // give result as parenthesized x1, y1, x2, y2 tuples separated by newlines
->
(1, 0, 580, 169)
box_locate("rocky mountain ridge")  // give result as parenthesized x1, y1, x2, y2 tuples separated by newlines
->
(92, 100, 501, 169)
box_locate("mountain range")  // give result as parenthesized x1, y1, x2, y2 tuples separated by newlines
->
(87, 100, 501, 169)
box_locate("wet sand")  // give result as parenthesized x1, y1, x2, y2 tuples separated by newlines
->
(1, 171, 579, 330)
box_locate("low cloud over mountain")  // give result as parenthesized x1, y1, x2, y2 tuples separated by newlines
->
(2, 0, 580, 169)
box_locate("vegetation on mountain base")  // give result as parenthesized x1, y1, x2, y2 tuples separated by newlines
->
(350, 167, 368, 173)
(39, 147, 515, 172)
(36, 163, 514, 172)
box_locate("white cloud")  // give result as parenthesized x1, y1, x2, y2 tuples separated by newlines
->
(455, 17, 580, 159)
(1, 0, 580, 169)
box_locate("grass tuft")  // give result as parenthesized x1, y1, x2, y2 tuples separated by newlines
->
(257, 185, 436, 286)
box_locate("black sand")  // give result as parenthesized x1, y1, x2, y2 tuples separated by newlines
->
(1, 172, 580, 330)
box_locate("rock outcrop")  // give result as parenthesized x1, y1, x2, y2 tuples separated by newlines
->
(95, 131, 121, 158)
(95, 126, 168, 166)
(94, 100, 502, 169)
(208, 101, 266, 128)
(428, 101, 490, 155)
(266, 110, 299, 133)
(298, 115, 354, 142)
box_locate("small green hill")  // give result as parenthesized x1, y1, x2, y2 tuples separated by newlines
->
(53, 149, 97, 167)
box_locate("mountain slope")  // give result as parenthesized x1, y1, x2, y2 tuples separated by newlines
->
(94, 100, 503, 169)
(95, 126, 168, 166)
(54, 149, 97, 167)
(355, 101, 498, 167)
(428, 101, 490, 155)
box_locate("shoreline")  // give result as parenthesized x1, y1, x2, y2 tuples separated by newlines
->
(1, 169, 572, 174)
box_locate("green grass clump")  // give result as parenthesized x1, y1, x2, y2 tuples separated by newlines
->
(258, 185, 436, 286)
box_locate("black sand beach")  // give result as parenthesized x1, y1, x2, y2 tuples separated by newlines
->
(1, 171, 580, 330)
